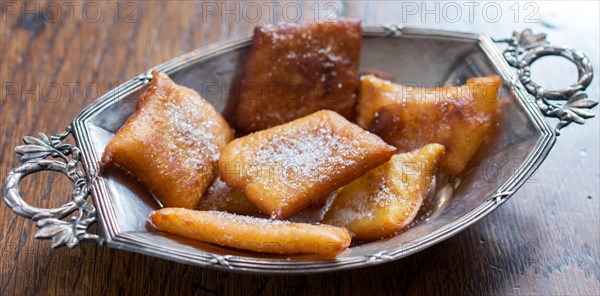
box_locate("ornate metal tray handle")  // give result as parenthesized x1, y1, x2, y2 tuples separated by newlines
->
(498, 29, 597, 134)
(2, 127, 103, 248)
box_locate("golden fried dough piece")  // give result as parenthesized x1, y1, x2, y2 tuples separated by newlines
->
(150, 208, 351, 256)
(197, 177, 328, 217)
(357, 75, 501, 176)
(101, 72, 234, 209)
(219, 110, 396, 219)
(323, 144, 445, 241)
(197, 177, 262, 216)
(232, 18, 362, 133)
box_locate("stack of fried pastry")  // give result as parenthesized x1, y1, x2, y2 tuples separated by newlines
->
(101, 19, 501, 257)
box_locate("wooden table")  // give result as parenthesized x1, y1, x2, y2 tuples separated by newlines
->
(1, 1, 598, 295)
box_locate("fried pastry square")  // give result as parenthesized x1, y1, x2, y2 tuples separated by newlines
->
(219, 110, 396, 219)
(150, 208, 351, 256)
(357, 75, 501, 176)
(197, 177, 262, 216)
(323, 143, 445, 241)
(231, 18, 362, 133)
(101, 71, 234, 209)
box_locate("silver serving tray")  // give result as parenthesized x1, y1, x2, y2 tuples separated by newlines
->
(3, 25, 596, 274)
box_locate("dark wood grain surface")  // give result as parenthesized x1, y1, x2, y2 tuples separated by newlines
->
(1, 1, 598, 295)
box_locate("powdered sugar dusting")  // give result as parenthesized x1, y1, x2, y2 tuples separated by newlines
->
(163, 94, 221, 171)
(325, 145, 443, 231)
(252, 120, 361, 190)
(208, 210, 291, 226)
(199, 178, 234, 210)
(326, 181, 391, 227)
